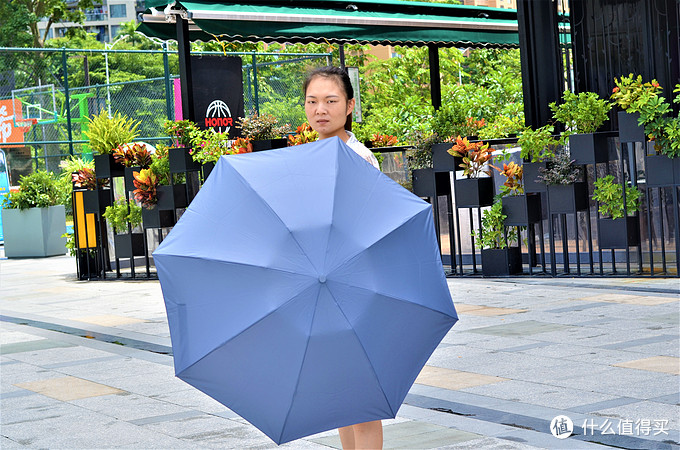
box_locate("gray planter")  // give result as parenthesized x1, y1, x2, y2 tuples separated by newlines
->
(1, 205, 66, 258)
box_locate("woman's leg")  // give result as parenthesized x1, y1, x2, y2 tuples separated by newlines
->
(338, 425, 355, 449)
(339, 420, 382, 450)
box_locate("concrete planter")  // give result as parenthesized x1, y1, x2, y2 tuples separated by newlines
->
(1, 205, 66, 258)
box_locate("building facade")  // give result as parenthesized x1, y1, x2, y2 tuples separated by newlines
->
(37, 0, 143, 43)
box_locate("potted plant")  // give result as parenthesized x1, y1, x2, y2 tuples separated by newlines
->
(592, 175, 641, 249)
(85, 110, 140, 179)
(112, 142, 153, 192)
(611, 74, 662, 143)
(133, 156, 187, 229)
(448, 136, 494, 207)
(103, 198, 145, 259)
(1, 170, 69, 258)
(517, 125, 559, 193)
(407, 130, 440, 197)
(630, 83, 680, 186)
(163, 119, 202, 173)
(431, 135, 463, 173)
(61, 156, 111, 214)
(288, 122, 319, 147)
(539, 148, 588, 214)
(475, 201, 521, 276)
(189, 128, 234, 180)
(550, 90, 612, 165)
(493, 161, 542, 226)
(235, 112, 291, 152)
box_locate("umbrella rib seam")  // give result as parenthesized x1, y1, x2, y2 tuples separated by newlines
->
(155, 253, 314, 278)
(329, 277, 457, 320)
(327, 206, 431, 275)
(276, 292, 320, 444)
(222, 159, 320, 274)
(324, 164, 384, 272)
(325, 287, 397, 418)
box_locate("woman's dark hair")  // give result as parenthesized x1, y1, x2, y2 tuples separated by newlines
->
(303, 66, 354, 100)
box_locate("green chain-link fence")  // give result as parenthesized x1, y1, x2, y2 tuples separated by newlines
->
(0, 47, 331, 183)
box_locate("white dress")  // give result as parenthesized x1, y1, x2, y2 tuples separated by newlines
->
(345, 131, 380, 170)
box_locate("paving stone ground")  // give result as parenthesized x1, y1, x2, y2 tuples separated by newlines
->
(1, 253, 678, 449)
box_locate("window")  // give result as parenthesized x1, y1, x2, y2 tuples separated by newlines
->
(109, 4, 127, 18)
(110, 25, 121, 38)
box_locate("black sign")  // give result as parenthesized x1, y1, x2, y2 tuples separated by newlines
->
(191, 55, 244, 139)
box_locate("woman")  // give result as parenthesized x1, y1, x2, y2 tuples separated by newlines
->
(303, 66, 383, 450)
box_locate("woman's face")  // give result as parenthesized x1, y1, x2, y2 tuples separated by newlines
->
(305, 76, 355, 140)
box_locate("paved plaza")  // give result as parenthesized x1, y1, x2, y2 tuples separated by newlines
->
(1, 252, 678, 449)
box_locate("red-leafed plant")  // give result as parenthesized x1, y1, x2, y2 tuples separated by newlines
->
(113, 143, 153, 168)
(230, 137, 253, 154)
(132, 168, 158, 208)
(370, 134, 399, 148)
(448, 135, 493, 178)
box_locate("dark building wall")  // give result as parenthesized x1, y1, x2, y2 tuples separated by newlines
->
(569, 0, 680, 128)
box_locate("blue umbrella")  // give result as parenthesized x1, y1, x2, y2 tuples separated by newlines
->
(154, 137, 458, 445)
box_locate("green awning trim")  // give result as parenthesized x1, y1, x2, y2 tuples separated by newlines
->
(139, 0, 519, 48)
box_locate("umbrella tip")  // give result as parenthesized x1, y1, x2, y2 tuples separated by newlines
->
(318, 275, 327, 283)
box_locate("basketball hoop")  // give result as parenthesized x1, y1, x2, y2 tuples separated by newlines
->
(16, 118, 37, 131)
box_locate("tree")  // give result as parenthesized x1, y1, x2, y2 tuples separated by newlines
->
(11, 0, 94, 48)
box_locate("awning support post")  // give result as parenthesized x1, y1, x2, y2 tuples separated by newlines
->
(428, 44, 441, 111)
(176, 15, 195, 122)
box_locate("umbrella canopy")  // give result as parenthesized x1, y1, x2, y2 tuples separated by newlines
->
(154, 137, 458, 445)
(138, 0, 519, 48)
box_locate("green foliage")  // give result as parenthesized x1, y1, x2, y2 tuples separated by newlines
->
(517, 125, 558, 163)
(189, 129, 233, 164)
(62, 231, 76, 257)
(550, 90, 611, 134)
(85, 110, 140, 155)
(478, 114, 524, 140)
(10, 0, 94, 48)
(103, 198, 142, 232)
(592, 175, 641, 219)
(474, 201, 517, 250)
(630, 84, 680, 158)
(163, 120, 199, 148)
(611, 74, 662, 110)
(3, 170, 70, 210)
(235, 112, 292, 140)
(538, 148, 583, 185)
(59, 156, 95, 178)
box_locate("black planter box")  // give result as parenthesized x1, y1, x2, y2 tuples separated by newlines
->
(252, 138, 288, 152)
(169, 147, 201, 173)
(598, 216, 641, 249)
(523, 162, 547, 193)
(94, 154, 124, 179)
(646, 154, 680, 187)
(142, 207, 176, 229)
(202, 162, 216, 181)
(124, 166, 143, 192)
(547, 182, 589, 214)
(502, 193, 542, 226)
(77, 249, 100, 280)
(454, 177, 494, 208)
(114, 232, 146, 258)
(569, 132, 610, 165)
(81, 189, 112, 214)
(481, 247, 522, 277)
(432, 143, 463, 172)
(617, 111, 646, 143)
(412, 169, 451, 197)
(157, 184, 188, 210)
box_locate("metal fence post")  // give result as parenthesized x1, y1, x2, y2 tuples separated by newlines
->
(252, 53, 259, 115)
(62, 48, 74, 156)
(163, 42, 173, 120)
